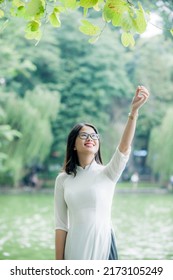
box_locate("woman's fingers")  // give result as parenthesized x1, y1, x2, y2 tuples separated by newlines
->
(135, 85, 141, 97)
(132, 85, 150, 110)
(137, 85, 150, 100)
(138, 85, 150, 95)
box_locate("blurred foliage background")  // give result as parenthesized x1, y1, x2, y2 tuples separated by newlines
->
(0, 0, 173, 261)
(0, 0, 173, 188)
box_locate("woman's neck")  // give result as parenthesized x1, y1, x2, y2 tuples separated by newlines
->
(78, 154, 95, 168)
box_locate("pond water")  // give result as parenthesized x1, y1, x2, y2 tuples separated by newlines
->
(0, 191, 172, 260)
(112, 192, 173, 260)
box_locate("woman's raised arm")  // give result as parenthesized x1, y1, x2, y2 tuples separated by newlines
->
(118, 85, 150, 155)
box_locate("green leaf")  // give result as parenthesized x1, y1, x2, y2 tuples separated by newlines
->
(10, 1, 25, 17)
(25, 30, 42, 41)
(133, 2, 147, 34)
(26, 0, 45, 17)
(10, 5, 26, 18)
(93, 3, 100, 12)
(121, 32, 135, 47)
(103, 5, 115, 22)
(83, 8, 88, 17)
(25, 21, 42, 40)
(79, 20, 100, 36)
(49, 12, 61, 28)
(121, 11, 133, 31)
(25, 20, 40, 32)
(0, 9, 4, 18)
(103, 0, 128, 23)
(93, 0, 104, 11)
(80, 0, 98, 9)
(112, 13, 122, 26)
(170, 29, 173, 36)
(53, 6, 65, 13)
(30, 20, 40, 31)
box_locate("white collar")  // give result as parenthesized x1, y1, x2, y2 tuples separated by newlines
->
(76, 159, 98, 172)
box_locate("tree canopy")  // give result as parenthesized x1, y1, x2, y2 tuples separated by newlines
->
(0, 0, 173, 47)
(148, 108, 173, 181)
(0, 2, 173, 186)
(0, 88, 60, 186)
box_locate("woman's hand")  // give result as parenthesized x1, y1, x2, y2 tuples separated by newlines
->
(118, 85, 150, 155)
(131, 85, 150, 113)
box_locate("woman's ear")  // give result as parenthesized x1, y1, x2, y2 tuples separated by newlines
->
(74, 147, 77, 150)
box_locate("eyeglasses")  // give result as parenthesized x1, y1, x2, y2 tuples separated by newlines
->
(78, 132, 100, 140)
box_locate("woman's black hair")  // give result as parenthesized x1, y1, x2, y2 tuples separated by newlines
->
(63, 122, 103, 176)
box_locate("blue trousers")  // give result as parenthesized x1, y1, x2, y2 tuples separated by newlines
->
(108, 231, 118, 260)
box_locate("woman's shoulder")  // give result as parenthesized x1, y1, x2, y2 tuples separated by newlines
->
(55, 171, 68, 187)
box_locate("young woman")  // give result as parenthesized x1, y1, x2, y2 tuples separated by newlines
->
(54, 85, 149, 260)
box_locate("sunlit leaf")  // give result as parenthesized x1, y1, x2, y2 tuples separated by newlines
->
(93, 3, 100, 11)
(0, 0, 153, 46)
(30, 20, 40, 31)
(170, 29, 173, 36)
(53, 6, 65, 13)
(112, 13, 122, 26)
(80, 0, 98, 9)
(103, 4, 115, 22)
(49, 12, 61, 28)
(26, 0, 45, 17)
(121, 31, 135, 47)
(25, 31, 42, 40)
(25, 21, 42, 40)
(79, 19, 100, 36)
(134, 2, 147, 34)
(121, 11, 133, 31)
(83, 8, 88, 17)
(103, 0, 128, 23)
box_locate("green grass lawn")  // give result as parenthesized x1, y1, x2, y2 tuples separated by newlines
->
(0, 187, 173, 260)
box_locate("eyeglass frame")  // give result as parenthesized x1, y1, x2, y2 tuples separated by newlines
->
(78, 132, 100, 140)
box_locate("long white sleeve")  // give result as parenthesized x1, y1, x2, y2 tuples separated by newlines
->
(54, 173, 68, 231)
(104, 147, 131, 182)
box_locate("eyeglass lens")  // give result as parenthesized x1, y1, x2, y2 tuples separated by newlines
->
(79, 133, 99, 140)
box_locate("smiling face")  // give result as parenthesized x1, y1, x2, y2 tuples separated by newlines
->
(63, 122, 103, 175)
(74, 125, 100, 157)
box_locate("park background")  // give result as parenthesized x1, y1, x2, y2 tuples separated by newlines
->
(0, 0, 173, 260)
